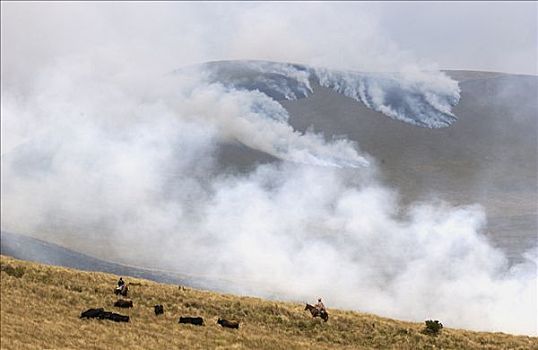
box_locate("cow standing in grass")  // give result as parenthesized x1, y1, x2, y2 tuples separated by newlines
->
(114, 299, 133, 308)
(217, 318, 239, 329)
(154, 305, 164, 315)
(80, 308, 129, 323)
(179, 316, 204, 326)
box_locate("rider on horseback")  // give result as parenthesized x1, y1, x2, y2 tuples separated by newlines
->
(305, 297, 329, 322)
(315, 298, 326, 314)
(117, 277, 125, 292)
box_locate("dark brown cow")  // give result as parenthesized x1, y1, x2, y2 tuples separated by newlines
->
(114, 299, 133, 308)
(154, 304, 164, 315)
(100, 311, 130, 323)
(80, 308, 104, 318)
(179, 316, 204, 326)
(80, 308, 129, 322)
(217, 318, 239, 329)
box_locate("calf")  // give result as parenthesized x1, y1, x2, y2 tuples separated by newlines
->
(179, 316, 204, 326)
(217, 318, 239, 329)
(154, 304, 164, 315)
(114, 299, 133, 308)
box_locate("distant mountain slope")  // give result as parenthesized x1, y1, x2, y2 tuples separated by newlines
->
(0, 231, 222, 291)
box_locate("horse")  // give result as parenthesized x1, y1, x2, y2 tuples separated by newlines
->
(114, 284, 128, 297)
(305, 303, 329, 322)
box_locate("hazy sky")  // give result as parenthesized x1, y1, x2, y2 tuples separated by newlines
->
(2, 1, 537, 79)
(369, 2, 537, 75)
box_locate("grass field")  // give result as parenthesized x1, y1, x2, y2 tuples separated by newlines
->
(1, 255, 536, 349)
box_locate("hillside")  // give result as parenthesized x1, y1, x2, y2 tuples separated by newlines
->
(1, 256, 536, 350)
(0, 231, 229, 292)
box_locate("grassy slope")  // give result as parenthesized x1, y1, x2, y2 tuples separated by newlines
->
(1, 255, 536, 350)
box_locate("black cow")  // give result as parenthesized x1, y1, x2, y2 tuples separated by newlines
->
(99, 311, 114, 319)
(80, 308, 129, 322)
(154, 304, 164, 315)
(98, 311, 129, 322)
(80, 308, 104, 318)
(114, 299, 133, 308)
(107, 313, 130, 323)
(179, 316, 204, 326)
(217, 318, 239, 329)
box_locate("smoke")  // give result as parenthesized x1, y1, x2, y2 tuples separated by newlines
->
(1, 2, 443, 92)
(201, 166, 536, 335)
(179, 80, 369, 168)
(201, 61, 461, 128)
(2, 2, 536, 336)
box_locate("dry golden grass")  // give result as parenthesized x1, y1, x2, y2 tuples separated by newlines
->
(1, 255, 536, 350)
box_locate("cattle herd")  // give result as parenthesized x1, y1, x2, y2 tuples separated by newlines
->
(79, 282, 241, 329)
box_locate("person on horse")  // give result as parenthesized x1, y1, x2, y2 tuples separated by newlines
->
(117, 277, 125, 291)
(305, 298, 329, 322)
(315, 298, 326, 314)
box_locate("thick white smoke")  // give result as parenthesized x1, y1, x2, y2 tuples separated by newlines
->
(200, 165, 536, 335)
(314, 67, 460, 127)
(1, 56, 536, 335)
(180, 80, 369, 168)
(201, 61, 461, 128)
